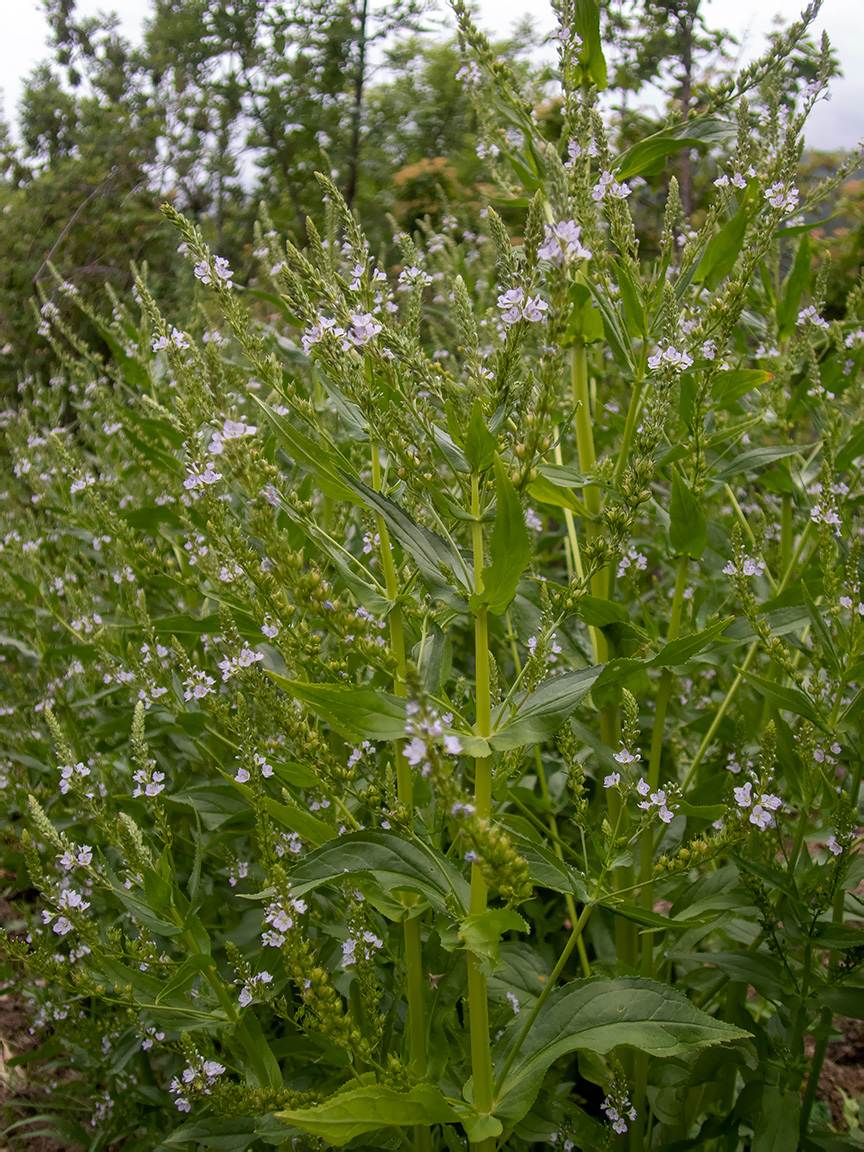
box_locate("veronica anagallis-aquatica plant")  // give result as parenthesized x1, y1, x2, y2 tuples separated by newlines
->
(1, 0, 864, 1149)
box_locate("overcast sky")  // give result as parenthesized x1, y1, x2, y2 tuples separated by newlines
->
(1, 0, 861, 151)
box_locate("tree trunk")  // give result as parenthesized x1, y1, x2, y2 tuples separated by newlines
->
(344, 0, 368, 212)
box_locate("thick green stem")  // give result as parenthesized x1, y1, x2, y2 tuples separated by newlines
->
(372, 444, 429, 1151)
(614, 376, 645, 489)
(572, 345, 607, 664)
(467, 472, 495, 1150)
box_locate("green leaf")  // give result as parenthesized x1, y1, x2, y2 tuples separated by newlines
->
(573, 0, 607, 89)
(263, 798, 335, 846)
(616, 116, 736, 181)
(155, 955, 218, 1005)
(649, 617, 733, 666)
(287, 830, 470, 915)
(694, 196, 751, 290)
(712, 368, 773, 406)
(276, 1082, 459, 1145)
(527, 474, 589, 516)
(471, 456, 530, 616)
(585, 282, 634, 371)
(802, 583, 840, 674)
(490, 665, 604, 750)
(773, 214, 837, 238)
(162, 1118, 256, 1150)
(459, 908, 528, 973)
(673, 951, 788, 1001)
(712, 444, 805, 483)
(815, 986, 864, 1020)
(669, 468, 707, 559)
(741, 670, 826, 729)
(266, 675, 407, 742)
(776, 235, 811, 340)
(493, 976, 750, 1124)
(752, 1085, 801, 1152)
(247, 393, 359, 503)
(346, 479, 470, 608)
(598, 902, 709, 930)
(465, 399, 497, 472)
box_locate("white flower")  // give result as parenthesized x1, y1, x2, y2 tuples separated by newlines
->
(765, 183, 799, 213)
(194, 255, 234, 287)
(613, 746, 639, 765)
(733, 781, 752, 808)
(404, 737, 428, 766)
(537, 220, 592, 265)
(443, 735, 462, 755)
(826, 836, 842, 856)
(603, 772, 621, 788)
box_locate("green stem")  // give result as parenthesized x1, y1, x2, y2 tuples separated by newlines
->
(614, 376, 645, 489)
(468, 471, 495, 1151)
(631, 554, 689, 1152)
(683, 523, 814, 790)
(372, 442, 429, 1151)
(572, 344, 607, 665)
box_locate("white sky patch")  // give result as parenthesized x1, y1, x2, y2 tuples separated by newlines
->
(1, 0, 861, 150)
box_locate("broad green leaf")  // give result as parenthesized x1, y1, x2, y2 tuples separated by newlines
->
(694, 196, 751, 290)
(815, 986, 864, 1020)
(527, 474, 589, 516)
(493, 976, 750, 1124)
(577, 596, 631, 628)
(490, 665, 604, 750)
(649, 617, 733, 666)
(287, 830, 470, 915)
(152, 613, 221, 636)
(712, 368, 773, 406)
(741, 670, 826, 729)
(162, 1118, 256, 1150)
(712, 444, 805, 483)
(562, 283, 605, 346)
(776, 235, 811, 340)
(616, 116, 736, 180)
(669, 468, 707, 559)
(248, 393, 359, 503)
(465, 399, 497, 472)
(266, 674, 407, 742)
(752, 1085, 801, 1152)
(470, 456, 530, 616)
(673, 951, 788, 1001)
(263, 798, 335, 846)
(275, 1081, 459, 1145)
(459, 908, 529, 972)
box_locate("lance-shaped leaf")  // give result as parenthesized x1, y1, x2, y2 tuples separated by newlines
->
(493, 976, 750, 1124)
(287, 830, 470, 916)
(465, 398, 497, 472)
(470, 455, 531, 616)
(573, 0, 607, 89)
(776, 235, 811, 340)
(694, 196, 752, 290)
(489, 665, 604, 750)
(649, 617, 733, 666)
(616, 116, 736, 181)
(741, 670, 827, 729)
(276, 1082, 459, 1147)
(712, 444, 806, 483)
(248, 393, 359, 504)
(266, 674, 407, 743)
(669, 468, 707, 559)
(342, 477, 470, 609)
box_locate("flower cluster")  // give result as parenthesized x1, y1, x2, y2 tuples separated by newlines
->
(182, 669, 216, 701)
(592, 170, 631, 201)
(764, 183, 799, 212)
(723, 555, 766, 578)
(647, 345, 694, 372)
(217, 644, 264, 682)
(151, 327, 190, 352)
(58, 761, 90, 795)
(193, 255, 234, 288)
(183, 463, 222, 491)
(132, 767, 165, 798)
(207, 419, 257, 454)
(537, 220, 592, 265)
(262, 896, 307, 948)
(636, 780, 678, 824)
(733, 781, 782, 830)
(496, 287, 548, 325)
(403, 703, 462, 777)
(602, 1089, 637, 1135)
(169, 1058, 226, 1113)
(238, 970, 273, 1008)
(342, 929, 384, 969)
